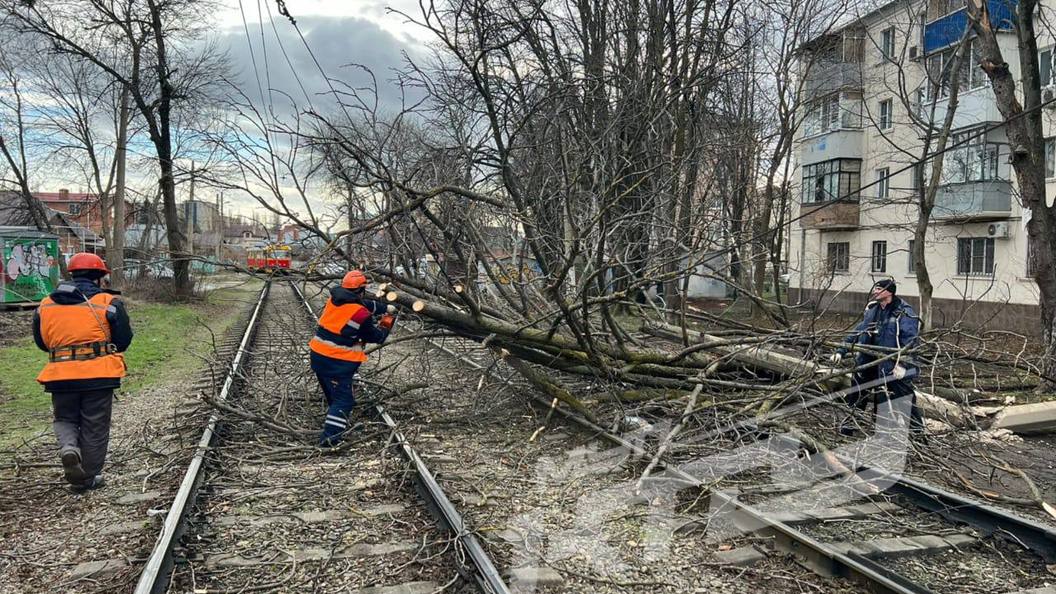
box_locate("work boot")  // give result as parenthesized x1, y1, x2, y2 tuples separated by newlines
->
(70, 475, 105, 494)
(60, 449, 87, 485)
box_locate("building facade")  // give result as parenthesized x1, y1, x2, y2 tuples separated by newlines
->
(789, 0, 1044, 332)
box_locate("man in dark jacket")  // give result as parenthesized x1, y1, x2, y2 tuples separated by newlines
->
(830, 279, 922, 435)
(308, 270, 394, 446)
(34, 253, 133, 491)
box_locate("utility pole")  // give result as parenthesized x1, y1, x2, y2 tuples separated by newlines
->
(216, 191, 223, 263)
(187, 161, 195, 258)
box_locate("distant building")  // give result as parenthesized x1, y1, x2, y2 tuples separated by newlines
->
(34, 189, 134, 236)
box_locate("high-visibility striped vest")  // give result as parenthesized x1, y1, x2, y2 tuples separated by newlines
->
(308, 299, 369, 362)
(36, 292, 126, 384)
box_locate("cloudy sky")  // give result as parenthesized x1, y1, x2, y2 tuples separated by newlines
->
(216, 0, 428, 116)
(211, 0, 430, 221)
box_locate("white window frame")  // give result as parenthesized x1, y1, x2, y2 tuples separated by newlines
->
(880, 27, 896, 60)
(805, 93, 841, 137)
(879, 99, 893, 130)
(871, 240, 887, 273)
(922, 40, 989, 103)
(908, 239, 916, 274)
(956, 237, 995, 277)
(876, 168, 890, 199)
(1041, 46, 1055, 88)
(827, 242, 850, 273)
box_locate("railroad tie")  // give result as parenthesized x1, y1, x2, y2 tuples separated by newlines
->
(828, 533, 976, 559)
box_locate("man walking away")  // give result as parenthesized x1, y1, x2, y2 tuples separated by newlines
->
(829, 279, 923, 436)
(308, 269, 395, 446)
(34, 253, 133, 492)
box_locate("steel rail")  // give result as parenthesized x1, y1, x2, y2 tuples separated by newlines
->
(134, 281, 270, 594)
(290, 283, 510, 594)
(426, 334, 1056, 594)
(763, 432, 1056, 562)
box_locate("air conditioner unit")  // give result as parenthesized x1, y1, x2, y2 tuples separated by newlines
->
(987, 222, 1010, 238)
(909, 46, 919, 59)
(1044, 87, 1056, 108)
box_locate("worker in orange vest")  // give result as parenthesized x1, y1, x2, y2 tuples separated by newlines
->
(308, 269, 394, 446)
(33, 253, 133, 492)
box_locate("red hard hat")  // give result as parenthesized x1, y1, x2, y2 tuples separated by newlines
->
(341, 269, 368, 289)
(67, 252, 110, 274)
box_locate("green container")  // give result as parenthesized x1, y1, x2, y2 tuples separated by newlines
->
(0, 227, 61, 304)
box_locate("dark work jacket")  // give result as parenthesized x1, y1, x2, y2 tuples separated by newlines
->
(310, 286, 389, 377)
(837, 296, 919, 378)
(33, 277, 134, 392)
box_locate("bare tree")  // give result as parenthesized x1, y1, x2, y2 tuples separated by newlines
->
(4, 0, 227, 292)
(0, 39, 65, 272)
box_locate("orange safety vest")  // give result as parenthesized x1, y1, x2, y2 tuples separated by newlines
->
(308, 299, 369, 363)
(36, 292, 127, 384)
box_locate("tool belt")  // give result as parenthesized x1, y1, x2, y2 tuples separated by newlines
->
(49, 341, 117, 362)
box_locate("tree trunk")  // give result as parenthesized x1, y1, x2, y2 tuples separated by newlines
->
(967, 0, 1056, 389)
(110, 89, 129, 288)
(915, 37, 969, 333)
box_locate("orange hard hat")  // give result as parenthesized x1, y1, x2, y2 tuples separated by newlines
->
(341, 269, 368, 289)
(67, 252, 110, 274)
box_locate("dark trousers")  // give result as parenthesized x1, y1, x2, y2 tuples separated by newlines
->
(52, 389, 114, 477)
(316, 369, 358, 445)
(846, 366, 924, 433)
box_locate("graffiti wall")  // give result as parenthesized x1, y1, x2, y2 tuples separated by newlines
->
(1, 236, 60, 303)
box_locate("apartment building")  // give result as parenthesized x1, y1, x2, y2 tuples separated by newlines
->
(788, 0, 1045, 333)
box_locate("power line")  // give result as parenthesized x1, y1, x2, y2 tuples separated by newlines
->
(237, 0, 268, 111)
(256, 0, 274, 115)
(264, 0, 314, 109)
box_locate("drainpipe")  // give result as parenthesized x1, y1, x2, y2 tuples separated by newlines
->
(798, 228, 807, 303)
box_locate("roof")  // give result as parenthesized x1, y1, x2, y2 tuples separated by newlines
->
(48, 210, 102, 243)
(0, 226, 59, 240)
(0, 191, 34, 226)
(799, 0, 896, 51)
(34, 191, 98, 203)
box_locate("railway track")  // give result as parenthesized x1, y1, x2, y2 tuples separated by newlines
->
(133, 282, 508, 594)
(421, 332, 1056, 594)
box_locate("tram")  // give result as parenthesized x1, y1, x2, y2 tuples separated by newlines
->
(247, 244, 292, 273)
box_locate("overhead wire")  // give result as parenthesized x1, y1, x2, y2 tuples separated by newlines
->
(264, 0, 314, 109)
(236, 0, 268, 114)
(256, 0, 274, 116)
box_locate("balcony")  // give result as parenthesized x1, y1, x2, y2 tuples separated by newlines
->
(932, 180, 1013, 221)
(800, 128, 863, 166)
(924, 1, 1016, 54)
(918, 90, 1002, 132)
(804, 62, 862, 100)
(800, 200, 860, 230)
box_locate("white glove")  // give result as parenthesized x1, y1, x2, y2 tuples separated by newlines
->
(386, 304, 397, 314)
(891, 364, 906, 380)
(828, 353, 843, 364)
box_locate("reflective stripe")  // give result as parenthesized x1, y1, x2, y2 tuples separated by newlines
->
(345, 319, 361, 329)
(107, 305, 117, 313)
(56, 283, 76, 293)
(326, 414, 347, 424)
(311, 337, 364, 353)
(38, 302, 108, 310)
(325, 419, 347, 428)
